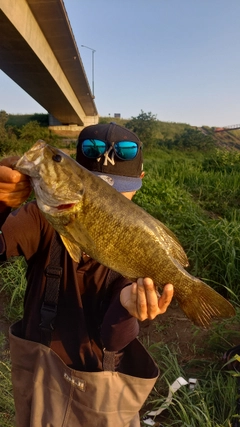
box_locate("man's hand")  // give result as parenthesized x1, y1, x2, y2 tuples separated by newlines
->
(120, 278, 174, 321)
(0, 157, 32, 210)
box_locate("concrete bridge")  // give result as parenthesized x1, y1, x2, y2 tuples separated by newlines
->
(0, 0, 98, 129)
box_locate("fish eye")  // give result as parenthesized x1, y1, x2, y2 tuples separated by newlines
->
(52, 154, 62, 163)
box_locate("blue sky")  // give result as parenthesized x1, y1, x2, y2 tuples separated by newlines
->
(1, 0, 240, 127)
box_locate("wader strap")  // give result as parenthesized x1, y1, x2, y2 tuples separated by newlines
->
(40, 232, 63, 347)
(103, 348, 116, 371)
(105, 269, 121, 289)
(101, 270, 122, 371)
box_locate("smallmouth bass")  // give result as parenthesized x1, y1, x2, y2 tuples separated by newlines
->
(15, 141, 235, 327)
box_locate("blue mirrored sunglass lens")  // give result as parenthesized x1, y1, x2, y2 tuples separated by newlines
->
(114, 141, 138, 160)
(82, 139, 107, 158)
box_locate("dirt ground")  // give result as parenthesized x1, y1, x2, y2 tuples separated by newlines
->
(139, 296, 240, 360)
(141, 299, 220, 361)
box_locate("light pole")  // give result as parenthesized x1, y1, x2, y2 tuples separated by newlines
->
(81, 45, 96, 98)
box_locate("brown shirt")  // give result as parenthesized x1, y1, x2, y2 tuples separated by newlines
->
(0, 202, 139, 370)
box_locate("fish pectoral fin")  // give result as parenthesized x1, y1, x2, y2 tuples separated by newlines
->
(60, 235, 82, 262)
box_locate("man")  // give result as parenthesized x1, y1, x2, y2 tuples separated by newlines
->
(0, 122, 173, 427)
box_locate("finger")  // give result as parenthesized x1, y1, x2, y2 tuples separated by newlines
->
(0, 180, 31, 192)
(142, 277, 161, 319)
(0, 181, 32, 207)
(136, 278, 148, 320)
(0, 166, 27, 184)
(158, 283, 174, 313)
(130, 282, 138, 302)
(0, 156, 20, 168)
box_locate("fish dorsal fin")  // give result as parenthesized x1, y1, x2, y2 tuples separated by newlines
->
(155, 220, 189, 267)
(60, 235, 82, 263)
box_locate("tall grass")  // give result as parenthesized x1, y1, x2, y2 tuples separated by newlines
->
(146, 343, 238, 426)
(0, 257, 27, 426)
(0, 257, 27, 321)
(0, 335, 15, 427)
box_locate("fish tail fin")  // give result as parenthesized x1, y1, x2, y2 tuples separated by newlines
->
(178, 278, 236, 328)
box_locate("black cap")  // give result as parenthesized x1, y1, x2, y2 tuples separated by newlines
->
(76, 122, 143, 192)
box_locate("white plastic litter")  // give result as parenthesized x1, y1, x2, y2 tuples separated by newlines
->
(143, 376, 192, 426)
(147, 377, 188, 417)
(142, 417, 156, 426)
(188, 378, 198, 390)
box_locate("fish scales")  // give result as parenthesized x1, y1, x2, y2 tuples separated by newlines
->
(15, 140, 236, 328)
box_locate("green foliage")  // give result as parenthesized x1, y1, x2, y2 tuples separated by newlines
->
(133, 149, 206, 231)
(154, 149, 240, 220)
(0, 111, 8, 128)
(155, 120, 190, 142)
(6, 113, 49, 128)
(19, 121, 58, 149)
(186, 219, 240, 296)
(19, 120, 49, 141)
(0, 360, 14, 426)
(163, 128, 215, 151)
(0, 257, 27, 321)
(0, 112, 61, 156)
(202, 149, 240, 173)
(99, 116, 128, 127)
(125, 110, 159, 147)
(0, 258, 27, 425)
(0, 335, 15, 426)
(0, 111, 18, 156)
(0, 112, 60, 156)
(147, 343, 237, 426)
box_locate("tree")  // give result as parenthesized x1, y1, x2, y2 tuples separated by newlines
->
(0, 110, 18, 155)
(0, 110, 9, 141)
(19, 121, 49, 142)
(0, 110, 8, 128)
(169, 128, 215, 151)
(125, 110, 158, 147)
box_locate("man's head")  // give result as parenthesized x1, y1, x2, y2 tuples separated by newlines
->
(76, 122, 143, 193)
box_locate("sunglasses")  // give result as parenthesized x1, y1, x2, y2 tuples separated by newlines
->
(81, 139, 140, 161)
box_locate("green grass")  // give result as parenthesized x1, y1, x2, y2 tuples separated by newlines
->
(0, 257, 26, 427)
(0, 257, 27, 425)
(145, 343, 238, 426)
(0, 257, 27, 322)
(0, 257, 27, 426)
(0, 335, 15, 427)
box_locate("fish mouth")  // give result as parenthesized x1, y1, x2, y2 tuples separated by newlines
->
(37, 200, 78, 214)
(56, 203, 76, 210)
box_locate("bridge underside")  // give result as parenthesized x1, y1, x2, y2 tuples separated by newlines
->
(0, 0, 98, 126)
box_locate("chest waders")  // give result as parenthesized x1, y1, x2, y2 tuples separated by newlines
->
(10, 233, 159, 427)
